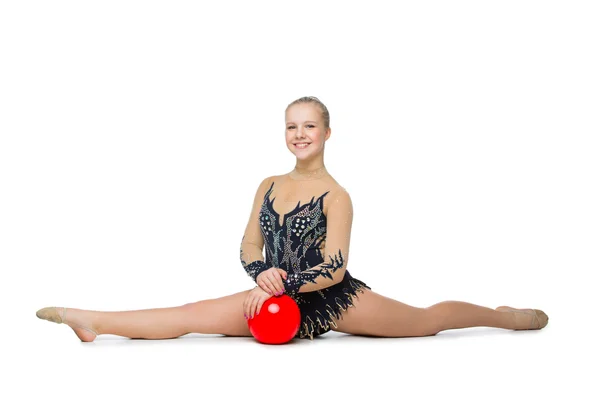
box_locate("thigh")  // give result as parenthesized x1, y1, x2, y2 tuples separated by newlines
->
(330, 288, 439, 337)
(183, 289, 253, 337)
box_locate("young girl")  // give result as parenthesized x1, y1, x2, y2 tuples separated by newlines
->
(36, 96, 549, 342)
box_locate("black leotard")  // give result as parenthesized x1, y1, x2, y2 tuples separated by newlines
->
(240, 173, 371, 340)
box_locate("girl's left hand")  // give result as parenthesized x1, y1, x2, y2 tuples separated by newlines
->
(243, 286, 273, 320)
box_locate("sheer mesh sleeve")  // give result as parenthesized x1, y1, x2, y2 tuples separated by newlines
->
(283, 187, 353, 294)
(240, 177, 271, 282)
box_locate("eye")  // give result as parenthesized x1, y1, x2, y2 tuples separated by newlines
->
(307, 125, 315, 128)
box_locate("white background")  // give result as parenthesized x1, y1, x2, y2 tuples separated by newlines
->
(2, 1, 598, 399)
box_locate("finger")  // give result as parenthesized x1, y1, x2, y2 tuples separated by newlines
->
(277, 270, 288, 292)
(262, 274, 277, 295)
(265, 276, 279, 295)
(271, 270, 286, 293)
(250, 295, 260, 319)
(246, 295, 254, 320)
(256, 299, 265, 316)
(279, 275, 287, 293)
(258, 281, 273, 295)
(258, 291, 272, 314)
(246, 292, 256, 319)
(268, 275, 283, 295)
(243, 298, 249, 320)
(247, 294, 255, 319)
(275, 272, 286, 293)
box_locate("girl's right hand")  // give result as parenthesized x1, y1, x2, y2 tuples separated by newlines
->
(257, 267, 288, 296)
(244, 286, 272, 320)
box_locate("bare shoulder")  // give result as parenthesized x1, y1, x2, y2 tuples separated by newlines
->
(326, 174, 350, 197)
(252, 176, 275, 199)
(331, 185, 351, 202)
(260, 175, 277, 188)
(324, 184, 352, 215)
(268, 173, 290, 184)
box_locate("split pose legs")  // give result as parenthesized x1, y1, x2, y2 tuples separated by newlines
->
(328, 288, 548, 337)
(36, 289, 255, 342)
(36, 287, 548, 342)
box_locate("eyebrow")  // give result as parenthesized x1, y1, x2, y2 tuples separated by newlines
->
(286, 121, 317, 125)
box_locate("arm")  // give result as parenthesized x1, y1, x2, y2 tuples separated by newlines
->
(283, 187, 353, 294)
(240, 177, 271, 282)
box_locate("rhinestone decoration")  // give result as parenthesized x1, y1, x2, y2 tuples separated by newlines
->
(241, 180, 372, 340)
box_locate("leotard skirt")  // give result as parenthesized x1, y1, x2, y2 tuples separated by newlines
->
(287, 270, 371, 340)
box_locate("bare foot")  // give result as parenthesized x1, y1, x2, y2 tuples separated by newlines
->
(495, 306, 549, 330)
(36, 307, 98, 342)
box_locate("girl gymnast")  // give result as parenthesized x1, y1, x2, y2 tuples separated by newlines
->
(36, 96, 548, 341)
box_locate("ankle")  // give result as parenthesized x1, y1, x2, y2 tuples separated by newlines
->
(90, 313, 103, 335)
(81, 309, 102, 335)
(66, 308, 101, 336)
(502, 310, 518, 329)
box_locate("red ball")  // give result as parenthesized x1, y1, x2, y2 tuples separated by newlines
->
(248, 294, 301, 344)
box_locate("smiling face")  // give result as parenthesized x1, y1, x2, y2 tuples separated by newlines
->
(285, 103, 331, 160)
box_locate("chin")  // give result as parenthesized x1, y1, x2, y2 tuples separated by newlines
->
(294, 149, 312, 157)
(289, 146, 306, 155)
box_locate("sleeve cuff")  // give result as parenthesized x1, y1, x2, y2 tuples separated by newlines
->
(243, 260, 270, 282)
(283, 272, 302, 294)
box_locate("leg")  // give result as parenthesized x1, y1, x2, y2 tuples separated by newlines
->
(94, 289, 253, 339)
(182, 289, 253, 337)
(40, 289, 253, 341)
(330, 288, 516, 337)
(93, 304, 193, 339)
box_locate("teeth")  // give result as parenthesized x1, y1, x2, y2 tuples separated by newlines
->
(295, 143, 309, 148)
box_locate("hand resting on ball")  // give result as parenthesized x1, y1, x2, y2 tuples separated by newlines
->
(257, 267, 288, 296)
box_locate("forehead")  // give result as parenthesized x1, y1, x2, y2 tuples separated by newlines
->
(286, 103, 320, 123)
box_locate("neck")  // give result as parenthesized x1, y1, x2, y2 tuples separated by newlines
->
(289, 162, 328, 181)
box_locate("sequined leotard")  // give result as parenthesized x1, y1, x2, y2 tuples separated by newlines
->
(240, 172, 371, 340)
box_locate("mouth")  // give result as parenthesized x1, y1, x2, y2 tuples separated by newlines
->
(294, 143, 311, 149)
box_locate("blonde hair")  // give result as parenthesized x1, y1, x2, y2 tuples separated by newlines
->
(285, 96, 330, 130)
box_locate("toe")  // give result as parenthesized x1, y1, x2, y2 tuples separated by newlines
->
(535, 310, 549, 329)
(36, 307, 62, 323)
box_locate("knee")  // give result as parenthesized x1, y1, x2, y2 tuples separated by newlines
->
(179, 301, 208, 332)
(181, 300, 206, 317)
(421, 308, 443, 336)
